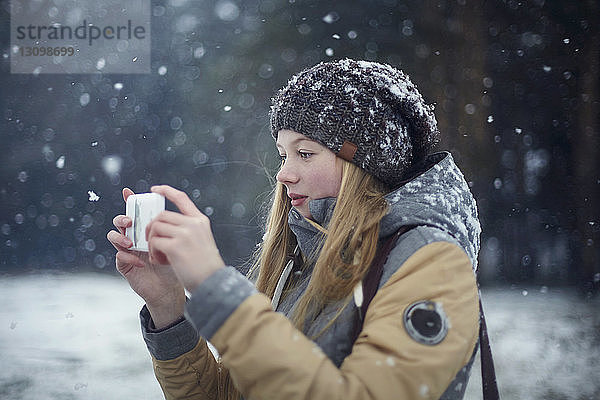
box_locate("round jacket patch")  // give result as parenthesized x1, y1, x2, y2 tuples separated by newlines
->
(403, 301, 448, 345)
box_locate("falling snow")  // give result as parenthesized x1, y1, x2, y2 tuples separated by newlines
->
(1, 3, 598, 399)
(56, 155, 65, 169)
(87, 191, 100, 202)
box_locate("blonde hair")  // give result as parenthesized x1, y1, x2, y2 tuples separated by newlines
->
(250, 159, 389, 330)
(222, 159, 389, 400)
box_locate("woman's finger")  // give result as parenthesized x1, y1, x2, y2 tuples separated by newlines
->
(113, 215, 132, 228)
(147, 236, 174, 264)
(146, 219, 184, 242)
(122, 187, 135, 202)
(150, 210, 198, 226)
(116, 188, 135, 236)
(107, 230, 133, 251)
(151, 185, 203, 217)
(116, 250, 145, 272)
(113, 215, 132, 236)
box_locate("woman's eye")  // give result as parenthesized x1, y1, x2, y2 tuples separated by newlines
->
(298, 151, 313, 159)
(279, 154, 286, 162)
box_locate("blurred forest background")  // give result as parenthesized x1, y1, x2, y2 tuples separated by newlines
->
(1, 0, 599, 295)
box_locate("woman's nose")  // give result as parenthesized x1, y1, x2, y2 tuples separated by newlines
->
(276, 160, 299, 184)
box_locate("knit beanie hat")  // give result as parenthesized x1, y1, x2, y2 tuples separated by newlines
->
(270, 58, 440, 187)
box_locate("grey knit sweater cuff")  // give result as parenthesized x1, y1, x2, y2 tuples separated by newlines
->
(140, 305, 200, 361)
(185, 266, 258, 340)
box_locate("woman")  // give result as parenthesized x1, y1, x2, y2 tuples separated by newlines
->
(108, 59, 482, 400)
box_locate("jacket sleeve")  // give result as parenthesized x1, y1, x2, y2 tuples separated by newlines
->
(189, 241, 479, 400)
(140, 305, 220, 399)
(151, 339, 220, 400)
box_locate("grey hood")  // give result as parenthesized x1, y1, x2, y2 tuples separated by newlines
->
(380, 151, 481, 270)
(294, 151, 481, 271)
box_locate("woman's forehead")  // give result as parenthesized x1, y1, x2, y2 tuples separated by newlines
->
(276, 130, 319, 147)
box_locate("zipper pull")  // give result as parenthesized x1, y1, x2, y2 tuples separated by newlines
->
(353, 281, 364, 321)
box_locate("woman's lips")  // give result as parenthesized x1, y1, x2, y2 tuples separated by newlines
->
(291, 197, 307, 207)
(289, 193, 308, 207)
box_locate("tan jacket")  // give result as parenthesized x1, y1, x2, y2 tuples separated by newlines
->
(152, 241, 479, 400)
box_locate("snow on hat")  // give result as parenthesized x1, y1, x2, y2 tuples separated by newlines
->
(270, 58, 440, 187)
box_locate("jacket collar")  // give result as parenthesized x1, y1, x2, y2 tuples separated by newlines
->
(286, 151, 481, 270)
(287, 197, 336, 259)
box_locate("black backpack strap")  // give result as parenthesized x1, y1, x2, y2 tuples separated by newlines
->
(351, 225, 417, 344)
(479, 297, 500, 399)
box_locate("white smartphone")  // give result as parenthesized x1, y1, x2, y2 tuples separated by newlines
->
(125, 193, 165, 252)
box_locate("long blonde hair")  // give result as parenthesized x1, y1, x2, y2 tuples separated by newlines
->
(221, 159, 389, 400)
(250, 159, 389, 330)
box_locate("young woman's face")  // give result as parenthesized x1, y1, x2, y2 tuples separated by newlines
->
(276, 129, 343, 220)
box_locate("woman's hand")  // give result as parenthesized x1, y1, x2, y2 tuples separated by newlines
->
(146, 185, 226, 293)
(107, 188, 185, 329)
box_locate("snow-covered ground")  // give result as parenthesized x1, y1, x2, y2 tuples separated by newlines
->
(0, 273, 598, 399)
(467, 286, 599, 400)
(0, 273, 163, 399)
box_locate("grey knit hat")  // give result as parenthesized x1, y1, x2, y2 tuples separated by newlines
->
(270, 58, 440, 187)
